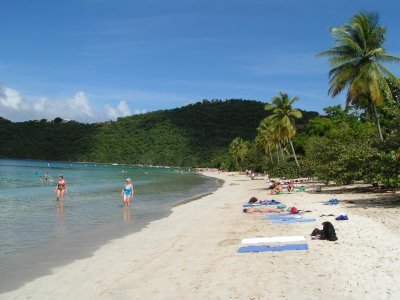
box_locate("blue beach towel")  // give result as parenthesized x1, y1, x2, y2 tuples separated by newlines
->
(271, 218, 316, 224)
(265, 212, 305, 219)
(243, 200, 281, 208)
(238, 243, 309, 253)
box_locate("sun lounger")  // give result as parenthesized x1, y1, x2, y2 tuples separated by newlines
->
(241, 236, 306, 244)
(238, 243, 309, 253)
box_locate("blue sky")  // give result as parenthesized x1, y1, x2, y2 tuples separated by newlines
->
(0, 0, 399, 122)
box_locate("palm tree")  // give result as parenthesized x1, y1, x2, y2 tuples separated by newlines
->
(257, 119, 285, 164)
(263, 92, 302, 168)
(229, 137, 249, 167)
(318, 12, 400, 140)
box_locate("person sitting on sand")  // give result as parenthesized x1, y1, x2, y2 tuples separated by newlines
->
(287, 180, 295, 192)
(271, 182, 283, 194)
(311, 222, 338, 241)
(243, 207, 284, 213)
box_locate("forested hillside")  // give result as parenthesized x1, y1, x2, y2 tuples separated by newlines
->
(0, 99, 318, 166)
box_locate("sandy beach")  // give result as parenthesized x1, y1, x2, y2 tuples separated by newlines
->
(1, 172, 400, 300)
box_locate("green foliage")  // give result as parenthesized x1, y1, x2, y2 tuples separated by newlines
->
(263, 161, 300, 179)
(371, 151, 400, 187)
(258, 92, 302, 168)
(0, 100, 271, 166)
(229, 137, 250, 169)
(318, 12, 400, 140)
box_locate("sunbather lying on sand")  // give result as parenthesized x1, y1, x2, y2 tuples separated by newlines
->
(243, 208, 284, 213)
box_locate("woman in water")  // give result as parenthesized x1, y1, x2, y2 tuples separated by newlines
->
(55, 175, 67, 201)
(121, 178, 134, 207)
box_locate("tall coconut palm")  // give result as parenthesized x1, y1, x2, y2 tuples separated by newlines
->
(229, 137, 249, 167)
(255, 132, 274, 163)
(263, 92, 302, 168)
(258, 119, 285, 163)
(318, 12, 400, 140)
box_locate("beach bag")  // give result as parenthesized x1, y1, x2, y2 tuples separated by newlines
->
(290, 207, 299, 214)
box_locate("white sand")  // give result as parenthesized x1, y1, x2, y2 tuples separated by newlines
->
(1, 173, 400, 300)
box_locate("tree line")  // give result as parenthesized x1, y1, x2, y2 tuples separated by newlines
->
(226, 12, 400, 187)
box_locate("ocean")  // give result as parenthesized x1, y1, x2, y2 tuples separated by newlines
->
(0, 159, 220, 292)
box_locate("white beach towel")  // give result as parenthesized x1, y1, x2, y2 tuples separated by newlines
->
(241, 236, 306, 245)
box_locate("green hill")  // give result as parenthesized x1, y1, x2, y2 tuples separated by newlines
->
(0, 99, 318, 166)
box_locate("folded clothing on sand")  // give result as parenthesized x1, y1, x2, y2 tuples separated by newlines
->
(271, 218, 316, 224)
(238, 243, 309, 253)
(241, 236, 306, 244)
(324, 198, 340, 205)
(335, 214, 349, 220)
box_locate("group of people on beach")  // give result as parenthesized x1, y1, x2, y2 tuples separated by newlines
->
(52, 175, 134, 207)
(267, 180, 296, 194)
(243, 176, 338, 241)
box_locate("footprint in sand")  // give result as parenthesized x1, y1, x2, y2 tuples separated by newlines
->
(218, 239, 240, 246)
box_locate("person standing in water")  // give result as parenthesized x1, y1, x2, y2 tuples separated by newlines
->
(55, 175, 67, 201)
(121, 178, 134, 207)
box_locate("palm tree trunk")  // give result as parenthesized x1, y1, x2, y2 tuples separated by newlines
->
(279, 143, 285, 161)
(372, 104, 383, 141)
(289, 139, 300, 168)
(269, 150, 274, 164)
(276, 150, 280, 164)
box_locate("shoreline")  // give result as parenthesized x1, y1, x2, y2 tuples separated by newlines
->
(1, 172, 400, 299)
(0, 170, 221, 294)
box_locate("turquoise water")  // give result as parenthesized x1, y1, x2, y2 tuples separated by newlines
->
(0, 159, 220, 292)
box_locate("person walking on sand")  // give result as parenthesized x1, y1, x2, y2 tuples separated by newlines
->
(56, 175, 67, 201)
(121, 178, 134, 207)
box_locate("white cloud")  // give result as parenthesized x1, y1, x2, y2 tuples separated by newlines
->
(104, 101, 147, 119)
(0, 84, 144, 122)
(0, 87, 24, 110)
(105, 100, 131, 119)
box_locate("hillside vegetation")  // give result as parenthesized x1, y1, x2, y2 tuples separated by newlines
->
(0, 99, 317, 166)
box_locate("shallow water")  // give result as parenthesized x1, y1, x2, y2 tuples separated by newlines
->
(0, 159, 220, 292)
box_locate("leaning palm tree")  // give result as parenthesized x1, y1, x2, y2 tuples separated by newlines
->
(263, 92, 302, 168)
(318, 12, 400, 140)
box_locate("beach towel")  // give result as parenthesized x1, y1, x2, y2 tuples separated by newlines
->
(238, 244, 309, 253)
(277, 187, 305, 194)
(243, 200, 280, 207)
(271, 218, 316, 224)
(264, 212, 305, 219)
(241, 236, 306, 244)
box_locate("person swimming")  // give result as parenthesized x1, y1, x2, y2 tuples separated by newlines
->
(55, 175, 67, 201)
(121, 178, 134, 207)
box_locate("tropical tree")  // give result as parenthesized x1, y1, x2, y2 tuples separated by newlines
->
(229, 137, 249, 167)
(263, 92, 302, 168)
(257, 119, 285, 164)
(318, 12, 400, 140)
